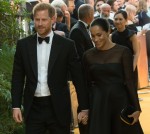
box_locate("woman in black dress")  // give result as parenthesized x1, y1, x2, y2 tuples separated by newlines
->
(82, 18, 143, 134)
(110, 10, 140, 71)
(110, 10, 140, 88)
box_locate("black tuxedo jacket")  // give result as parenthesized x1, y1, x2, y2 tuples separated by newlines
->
(11, 33, 89, 126)
(69, 21, 94, 61)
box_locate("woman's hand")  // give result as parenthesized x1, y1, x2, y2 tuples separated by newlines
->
(128, 111, 141, 125)
(78, 110, 89, 125)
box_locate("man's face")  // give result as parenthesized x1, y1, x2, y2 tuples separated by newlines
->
(68, 0, 75, 13)
(34, 9, 54, 37)
(101, 7, 111, 18)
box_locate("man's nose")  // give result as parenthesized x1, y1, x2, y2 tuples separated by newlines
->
(94, 37, 98, 43)
(116, 19, 120, 23)
(39, 20, 42, 25)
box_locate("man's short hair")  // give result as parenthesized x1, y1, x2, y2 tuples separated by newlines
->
(78, 4, 93, 20)
(51, 0, 67, 9)
(33, 2, 55, 18)
(100, 3, 111, 10)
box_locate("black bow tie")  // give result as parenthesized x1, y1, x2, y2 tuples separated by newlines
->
(38, 37, 50, 44)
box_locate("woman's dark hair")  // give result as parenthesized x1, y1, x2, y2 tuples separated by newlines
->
(90, 18, 110, 32)
(114, 10, 128, 20)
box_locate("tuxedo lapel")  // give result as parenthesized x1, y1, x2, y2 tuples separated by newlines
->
(28, 34, 38, 79)
(48, 34, 63, 76)
(78, 22, 94, 47)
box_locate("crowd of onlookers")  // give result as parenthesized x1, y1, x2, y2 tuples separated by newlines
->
(38, 0, 150, 37)
(43, 0, 150, 78)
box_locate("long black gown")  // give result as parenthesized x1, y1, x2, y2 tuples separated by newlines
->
(83, 45, 143, 134)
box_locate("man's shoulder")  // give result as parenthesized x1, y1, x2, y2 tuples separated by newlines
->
(70, 21, 85, 35)
(70, 22, 79, 29)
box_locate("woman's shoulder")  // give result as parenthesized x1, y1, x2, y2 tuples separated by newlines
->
(126, 28, 136, 38)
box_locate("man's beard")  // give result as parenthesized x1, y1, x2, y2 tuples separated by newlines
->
(101, 14, 109, 19)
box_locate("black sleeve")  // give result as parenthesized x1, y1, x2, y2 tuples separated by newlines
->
(11, 40, 25, 108)
(122, 48, 141, 111)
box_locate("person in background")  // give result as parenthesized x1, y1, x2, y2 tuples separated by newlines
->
(11, 3, 88, 134)
(56, 7, 64, 23)
(51, 0, 71, 30)
(94, 0, 105, 18)
(83, 18, 143, 134)
(107, 0, 119, 20)
(124, 0, 138, 8)
(63, 0, 78, 28)
(71, 0, 85, 20)
(125, 4, 138, 33)
(117, 0, 126, 10)
(110, 10, 140, 88)
(147, 0, 150, 17)
(98, 3, 115, 32)
(69, 4, 94, 61)
(52, 7, 69, 37)
(137, 0, 150, 27)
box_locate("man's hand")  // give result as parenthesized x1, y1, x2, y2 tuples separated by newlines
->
(78, 110, 88, 125)
(12, 108, 23, 123)
(64, 10, 71, 30)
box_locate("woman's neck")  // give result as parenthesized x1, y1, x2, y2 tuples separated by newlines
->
(97, 40, 116, 51)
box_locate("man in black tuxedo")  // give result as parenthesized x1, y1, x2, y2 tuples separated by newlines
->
(11, 3, 88, 134)
(69, 4, 94, 134)
(69, 4, 94, 61)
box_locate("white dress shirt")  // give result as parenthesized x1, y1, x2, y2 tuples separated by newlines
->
(34, 31, 54, 97)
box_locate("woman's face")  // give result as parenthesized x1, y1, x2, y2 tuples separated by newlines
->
(90, 25, 109, 49)
(114, 13, 127, 30)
